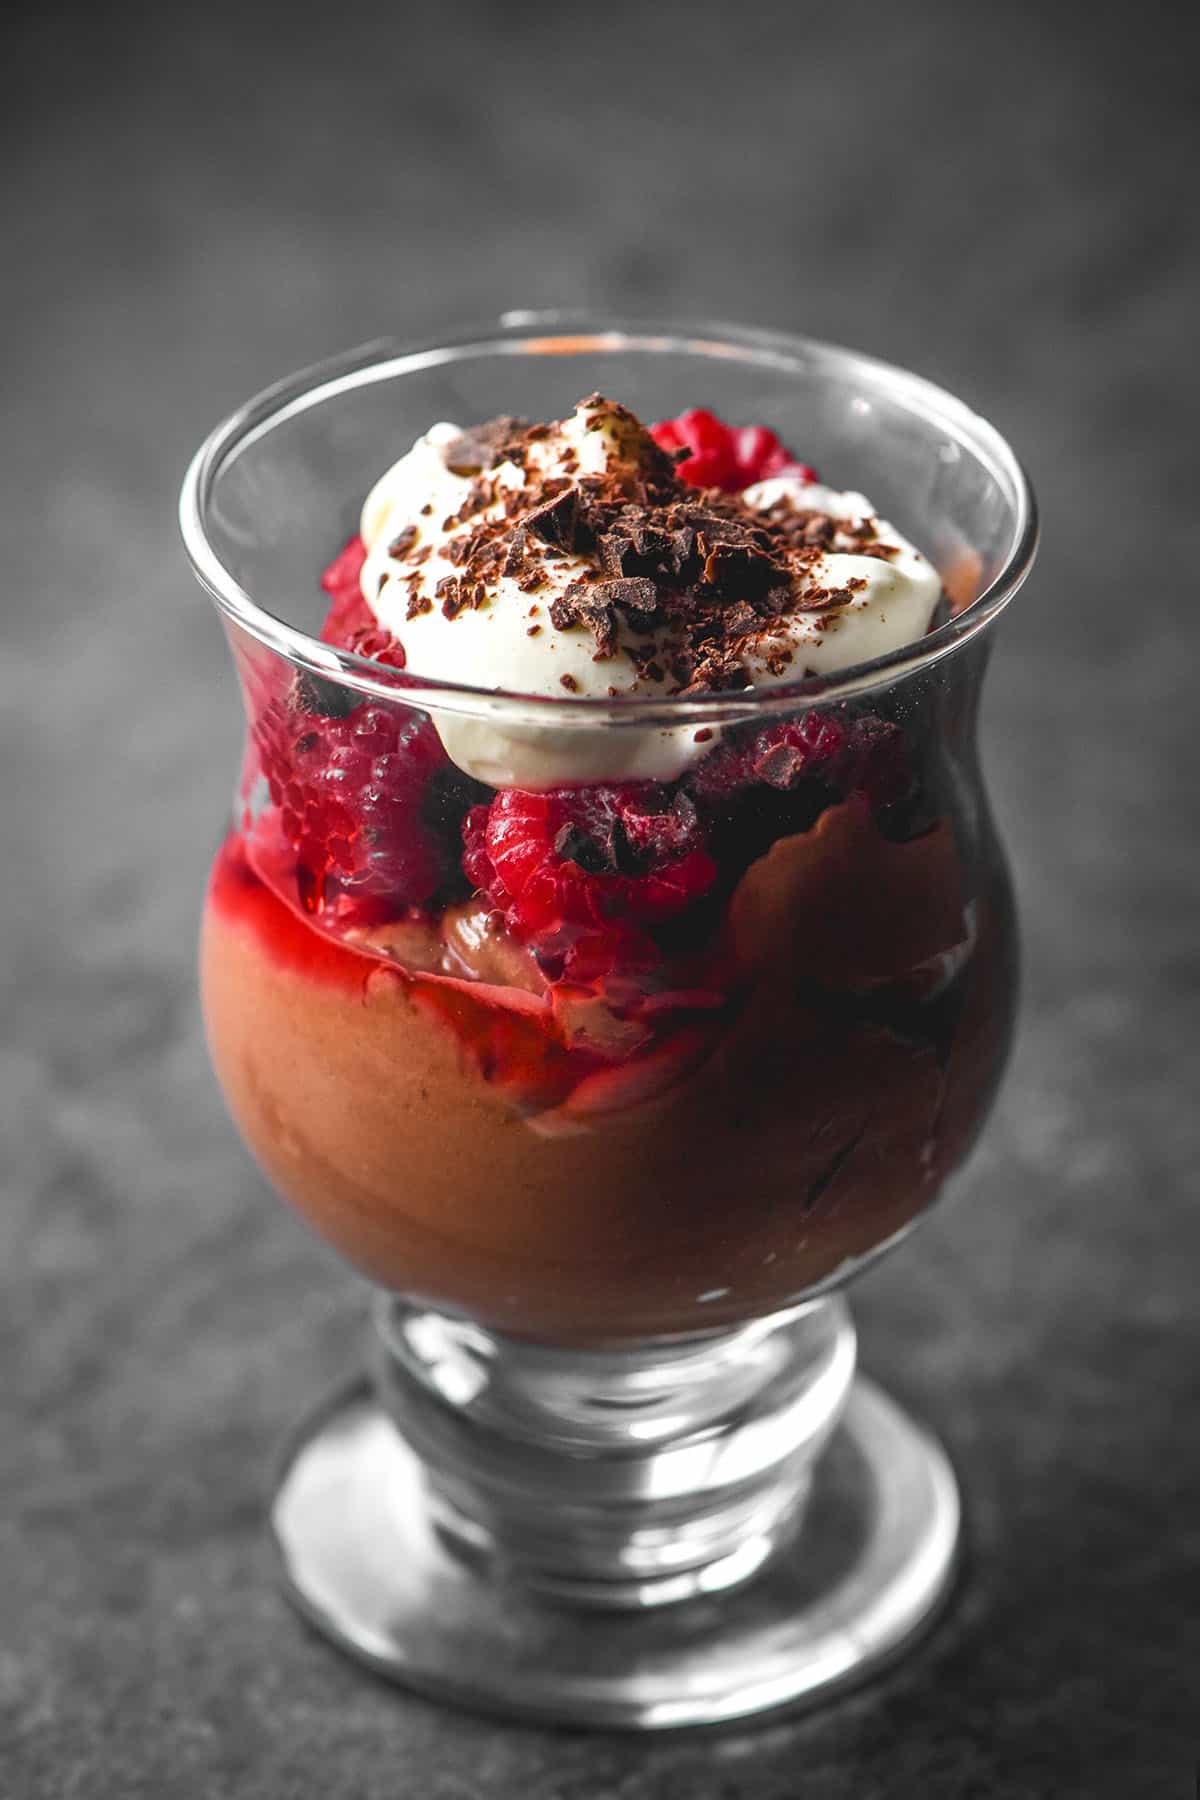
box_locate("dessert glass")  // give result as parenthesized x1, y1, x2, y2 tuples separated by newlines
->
(181, 316, 1037, 1729)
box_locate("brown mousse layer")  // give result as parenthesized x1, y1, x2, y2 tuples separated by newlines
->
(201, 804, 1015, 1344)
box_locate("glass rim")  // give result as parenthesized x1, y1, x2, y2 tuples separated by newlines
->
(179, 312, 1039, 728)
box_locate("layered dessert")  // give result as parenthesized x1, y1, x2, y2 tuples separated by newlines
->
(202, 398, 1016, 1340)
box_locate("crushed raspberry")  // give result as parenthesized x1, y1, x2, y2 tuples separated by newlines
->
(650, 410, 817, 493)
(463, 786, 717, 976)
(319, 536, 407, 670)
(253, 698, 451, 918)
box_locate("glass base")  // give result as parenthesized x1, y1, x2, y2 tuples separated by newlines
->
(269, 1371, 960, 1730)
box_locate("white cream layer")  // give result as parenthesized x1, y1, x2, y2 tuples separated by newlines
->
(359, 401, 940, 785)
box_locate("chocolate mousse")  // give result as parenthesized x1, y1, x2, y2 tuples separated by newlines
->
(200, 399, 1016, 1342)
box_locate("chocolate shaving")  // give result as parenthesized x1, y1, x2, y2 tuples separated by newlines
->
(550, 583, 617, 656)
(554, 821, 593, 864)
(723, 601, 761, 637)
(597, 516, 695, 580)
(592, 576, 659, 616)
(292, 670, 357, 719)
(524, 487, 579, 550)
(550, 575, 660, 658)
(502, 526, 529, 576)
(755, 741, 811, 787)
(701, 540, 788, 600)
(440, 416, 528, 476)
(435, 575, 465, 620)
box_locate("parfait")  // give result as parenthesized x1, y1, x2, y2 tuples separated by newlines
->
(201, 395, 1015, 1342)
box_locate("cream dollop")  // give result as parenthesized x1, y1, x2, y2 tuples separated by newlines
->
(359, 400, 941, 785)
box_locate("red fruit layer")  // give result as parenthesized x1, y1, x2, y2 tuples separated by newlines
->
(650, 409, 817, 492)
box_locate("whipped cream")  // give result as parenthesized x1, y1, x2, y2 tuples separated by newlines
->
(359, 400, 941, 786)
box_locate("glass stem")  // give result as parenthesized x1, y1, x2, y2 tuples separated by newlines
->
(370, 1293, 856, 1610)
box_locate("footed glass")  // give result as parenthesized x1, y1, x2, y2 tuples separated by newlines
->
(181, 316, 1036, 1728)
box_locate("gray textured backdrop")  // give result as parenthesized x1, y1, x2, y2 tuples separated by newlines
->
(4, 2, 1199, 1796)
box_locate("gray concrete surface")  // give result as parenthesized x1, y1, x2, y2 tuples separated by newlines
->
(3, 1, 1198, 1794)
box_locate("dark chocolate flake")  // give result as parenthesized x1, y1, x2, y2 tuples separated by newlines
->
(701, 540, 786, 599)
(435, 575, 465, 620)
(501, 525, 529, 577)
(441, 415, 528, 476)
(524, 486, 579, 550)
(550, 583, 618, 656)
(554, 821, 593, 863)
(553, 817, 626, 874)
(293, 671, 357, 720)
(723, 601, 760, 637)
(594, 576, 658, 616)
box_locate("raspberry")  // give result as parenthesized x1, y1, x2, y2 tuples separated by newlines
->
(253, 698, 452, 918)
(319, 535, 407, 669)
(463, 785, 717, 977)
(650, 410, 817, 493)
(684, 709, 914, 874)
(318, 535, 369, 638)
(831, 714, 913, 810)
(461, 803, 494, 890)
(689, 711, 848, 805)
(690, 711, 907, 808)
